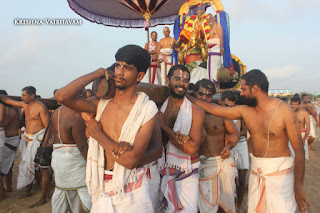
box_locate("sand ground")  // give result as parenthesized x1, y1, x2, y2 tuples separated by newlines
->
(1, 129, 320, 213)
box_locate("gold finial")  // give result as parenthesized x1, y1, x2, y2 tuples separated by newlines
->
(143, 13, 151, 22)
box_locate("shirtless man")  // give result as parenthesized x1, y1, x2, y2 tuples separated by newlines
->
(0, 96, 6, 201)
(220, 90, 250, 211)
(158, 64, 205, 212)
(187, 70, 309, 213)
(0, 90, 20, 194)
(206, 13, 224, 89)
(50, 89, 91, 213)
(193, 79, 239, 213)
(145, 31, 160, 84)
(0, 86, 50, 207)
(55, 45, 162, 212)
(158, 27, 176, 85)
(300, 94, 318, 150)
(290, 95, 310, 159)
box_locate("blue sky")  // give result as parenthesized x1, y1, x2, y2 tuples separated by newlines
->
(1, 0, 319, 98)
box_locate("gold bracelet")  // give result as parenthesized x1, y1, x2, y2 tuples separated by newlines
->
(104, 68, 109, 81)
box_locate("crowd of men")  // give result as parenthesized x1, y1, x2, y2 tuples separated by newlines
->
(0, 44, 317, 213)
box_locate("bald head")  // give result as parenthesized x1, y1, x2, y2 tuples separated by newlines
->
(163, 27, 170, 37)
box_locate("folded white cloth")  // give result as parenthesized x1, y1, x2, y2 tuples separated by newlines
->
(198, 156, 237, 213)
(1, 135, 20, 175)
(51, 144, 92, 213)
(248, 154, 296, 213)
(17, 129, 45, 189)
(159, 97, 193, 173)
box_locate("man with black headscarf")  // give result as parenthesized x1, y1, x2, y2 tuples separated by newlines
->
(55, 45, 162, 212)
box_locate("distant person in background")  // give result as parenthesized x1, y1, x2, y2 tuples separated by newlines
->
(300, 94, 318, 150)
(220, 90, 249, 211)
(145, 31, 160, 84)
(290, 95, 310, 159)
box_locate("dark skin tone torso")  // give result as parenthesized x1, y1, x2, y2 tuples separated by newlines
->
(99, 96, 137, 170)
(51, 106, 88, 160)
(4, 107, 20, 137)
(200, 114, 225, 156)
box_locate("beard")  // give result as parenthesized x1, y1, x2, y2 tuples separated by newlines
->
(169, 84, 187, 99)
(244, 96, 258, 107)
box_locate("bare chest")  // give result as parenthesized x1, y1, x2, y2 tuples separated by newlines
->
(205, 114, 225, 135)
(245, 111, 285, 139)
(161, 38, 173, 48)
(99, 103, 132, 141)
(163, 107, 179, 129)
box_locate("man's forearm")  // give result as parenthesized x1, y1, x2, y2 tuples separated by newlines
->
(94, 130, 141, 169)
(55, 68, 104, 102)
(294, 151, 305, 189)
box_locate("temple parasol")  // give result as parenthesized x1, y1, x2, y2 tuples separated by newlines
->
(67, 0, 208, 82)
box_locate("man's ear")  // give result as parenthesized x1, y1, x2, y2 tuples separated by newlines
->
(31, 94, 36, 99)
(251, 85, 258, 94)
(137, 72, 145, 82)
(166, 77, 169, 87)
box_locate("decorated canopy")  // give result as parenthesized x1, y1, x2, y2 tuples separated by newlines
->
(67, 0, 207, 28)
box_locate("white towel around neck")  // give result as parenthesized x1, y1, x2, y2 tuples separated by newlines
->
(159, 97, 193, 173)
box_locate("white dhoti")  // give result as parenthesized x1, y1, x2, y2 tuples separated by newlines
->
(1, 135, 20, 175)
(149, 162, 161, 211)
(309, 115, 316, 138)
(92, 168, 153, 213)
(207, 38, 221, 82)
(159, 48, 173, 86)
(160, 164, 200, 213)
(51, 144, 92, 213)
(0, 128, 5, 168)
(189, 65, 209, 85)
(87, 93, 158, 213)
(248, 154, 297, 213)
(198, 156, 237, 213)
(17, 129, 45, 189)
(230, 137, 249, 170)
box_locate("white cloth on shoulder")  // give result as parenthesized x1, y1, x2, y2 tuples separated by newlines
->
(159, 97, 200, 212)
(230, 137, 249, 170)
(159, 97, 193, 173)
(17, 129, 45, 189)
(86, 92, 158, 212)
(198, 156, 237, 213)
(1, 135, 20, 175)
(248, 154, 296, 213)
(51, 144, 92, 213)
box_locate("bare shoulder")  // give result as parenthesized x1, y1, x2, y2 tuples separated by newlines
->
(191, 103, 205, 118)
(35, 100, 49, 112)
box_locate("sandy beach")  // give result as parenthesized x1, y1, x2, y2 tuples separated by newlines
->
(1, 129, 320, 213)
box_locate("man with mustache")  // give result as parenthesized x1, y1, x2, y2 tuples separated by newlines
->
(0, 86, 50, 207)
(290, 95, 310, 160)
(158, 64, 205, 212)
(186, 69, 309, 213)
(193, 79, 239, 213)
(55, 45, 162, 212)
